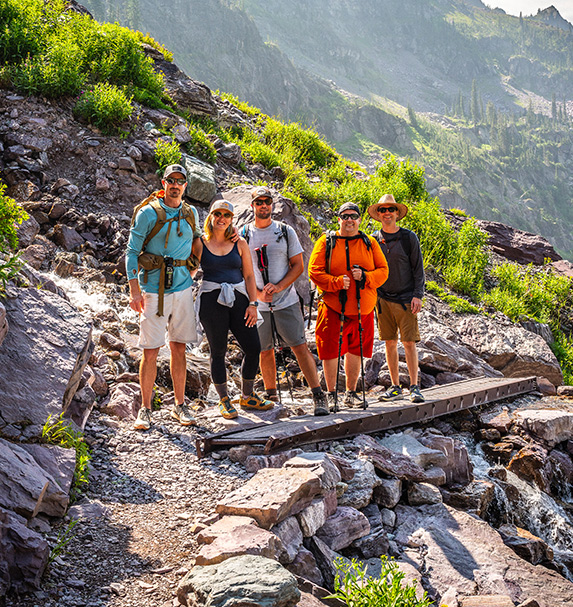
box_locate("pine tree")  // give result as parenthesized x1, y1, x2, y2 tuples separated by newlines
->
(470, 79, 480, 124)
(551, 92, 557, 121)
(407, 105, 419, 129)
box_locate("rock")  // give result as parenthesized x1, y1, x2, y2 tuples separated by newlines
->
(18, 443, 75, 495)
(99, 331, 125, 352)
(418, 432, 473, 485)
(0, 506, 49, 593)
(498, 524, 553, 565)
(513, 409, 573, 447)
(197, 515, 259, 544)
(272, 516, 303, 564)
(19, 243, 47, 269)
(372, 478, 402, 509)
(557, 385, 573, 397)
(0, 287, 93, 427)
(360, 504, 382, 530)
(245, 449, 303, 473)
(379, 433, 448, 469)
(407, 482, 443, 506)
(423, 466, 447, 486)
(118, 156, 136, 171)
(283, 453, 342, 492)
(103, 383, 141, 420)
(195, 523, 286, 566)
(337, 459, 381, 509)
(216, 468, 322, 529)
(0, 302, 7, 348)
(453, 315, 563, 386)
(67, 498, 110, 522)
(459, 597, 514, 607)
(394, 503, 573, 605)
(315, 506, 370, 551)
(177, 555, 300, 607)
(349, 526, 390, 559)
(0, 438, 69, 518)
(228, 445, 265, 464)
(182, 155, 217, 203)
(52, 224, 85, 250)
(440, 480, 496, 517)
(303, 536, 344, 592)
(326, 453, 356, 482)
(507, 445, 551, 493)
(285, 547, 323, 587)
(380, 508, 396, 528)
(297, 491, 337, 537)
(16, 213, 40, 248)
(354, 434, 428, 482)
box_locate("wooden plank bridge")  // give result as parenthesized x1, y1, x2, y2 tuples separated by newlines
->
(196, 376, 538, 457)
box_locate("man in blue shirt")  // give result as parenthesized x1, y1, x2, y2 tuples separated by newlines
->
(126, 164, 201, 430)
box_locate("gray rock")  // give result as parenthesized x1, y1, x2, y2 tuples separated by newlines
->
(0, 506, 49, 593)
(337, 459, 381, 509)
(0, 438, 69, 518)
(297, 491, 337, 537)
(245, 449, 303, 473)
(272, 516, 303, 563)
(373, 478, 402, 508)
(67, 498, 110, 522)
(379, 433, 448, 469)
(52, 224, 84, 250)
(18, 443, 75, 494)
(407, 482, 443, 506)
(183, 155, 217, 203)
(512, 409, 573, 448)
(315, 506, 370, 551)
(177, 555, 300, 607)
(418, 432, 473, 486)
(304, 536, 344, 592)
(283, 452, 342, 492)
(360, 504, 382, 530)
(16, 214, 40, 248)
(0, 287, 93, 428)
(285, 547, 324, 587)
(0, 301, 7, 348)
(380, 508, 397, 528)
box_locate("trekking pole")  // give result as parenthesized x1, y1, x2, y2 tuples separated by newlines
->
(255, 246, 282, 405)
(353, 265, 367, 410)
(307, 281, 316, 329)
(334, 289, 347, 413)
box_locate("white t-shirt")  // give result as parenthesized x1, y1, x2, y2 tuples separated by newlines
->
(245, 221, 304, 312)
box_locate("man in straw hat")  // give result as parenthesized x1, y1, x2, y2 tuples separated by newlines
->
(368, 194, 426, 403)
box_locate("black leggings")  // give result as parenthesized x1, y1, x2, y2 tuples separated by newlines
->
(199, 289, 261, 384)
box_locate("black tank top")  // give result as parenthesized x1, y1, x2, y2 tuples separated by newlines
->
(200, 238, 243, 283)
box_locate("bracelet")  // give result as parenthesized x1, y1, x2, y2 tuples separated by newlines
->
(249, 301, 259, 307)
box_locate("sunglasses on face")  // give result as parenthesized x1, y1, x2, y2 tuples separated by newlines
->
(339, 213, 360, 221)
(379, 206, 397, 213)
(213, 211, 232, 219)
(165, 178, 186, 185)
(254, 198, 272, 206)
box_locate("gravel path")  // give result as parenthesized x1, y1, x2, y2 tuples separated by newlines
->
(6, 407, 253, 607)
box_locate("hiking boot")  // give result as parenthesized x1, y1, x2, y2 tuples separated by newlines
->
(379, 385, 403, 402)
(240, 392, 274, 411)
(409, 384, 425, 403)
(326, 391, 339, 413)
(265, 391, 280, 403)
(171, 403, 196, 426)
(218, 396, 238, 419)
(133, 407, 152, 431)
(343, 390, 361, 408)
(313, 391, 329, 416)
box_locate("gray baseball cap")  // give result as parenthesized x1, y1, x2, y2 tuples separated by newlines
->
(163, 164, 187, 180)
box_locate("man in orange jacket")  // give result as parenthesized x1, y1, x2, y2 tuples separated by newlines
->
(309, 202, 389, 408)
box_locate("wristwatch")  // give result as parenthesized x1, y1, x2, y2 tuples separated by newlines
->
(249, 301, 259, 307)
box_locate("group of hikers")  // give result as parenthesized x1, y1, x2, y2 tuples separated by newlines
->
(126, 164, 425, 431)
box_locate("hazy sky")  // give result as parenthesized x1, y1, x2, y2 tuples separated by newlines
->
(488, 1, 573, 24)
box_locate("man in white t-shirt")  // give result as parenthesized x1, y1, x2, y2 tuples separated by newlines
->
(244, 186, 328, 416)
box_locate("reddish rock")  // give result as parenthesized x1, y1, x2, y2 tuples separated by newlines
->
(536, 377, 556, 396)
(498, 523, 553, 565)
(216, 468, 322, 529)
(557, 385, 573, 397)
(52, 223, 84, 250)
(103, 383, 140, 420)
(315, 506, 370, 551)
(286, 547, 324, 587)
(508, 446, 551, 493)
(513, 409, 573, 447)
(197, 515, 258, 545)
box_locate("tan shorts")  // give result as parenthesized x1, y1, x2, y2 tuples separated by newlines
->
(138, 286, 197, 349)
(376, 298, 420, 343)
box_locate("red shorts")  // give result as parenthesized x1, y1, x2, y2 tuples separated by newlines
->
(315, 301, 375, 360)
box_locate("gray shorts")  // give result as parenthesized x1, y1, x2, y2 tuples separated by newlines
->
(258, 302, 306, 352)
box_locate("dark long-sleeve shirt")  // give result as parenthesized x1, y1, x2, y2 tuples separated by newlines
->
(375, 228, 425, 304)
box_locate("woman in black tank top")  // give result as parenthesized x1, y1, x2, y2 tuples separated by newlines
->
(193, 200, 274, 419)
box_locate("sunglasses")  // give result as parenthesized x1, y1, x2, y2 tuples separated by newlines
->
(378, 206, 397, 213)
(165, 178, 186, 185)
(339, 213, 360, 221)
(213, 210, 232, 219)
(254, 198, 272, 206)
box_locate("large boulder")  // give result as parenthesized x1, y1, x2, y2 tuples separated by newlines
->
(0, 506, 49, 594)
(394, 503, 573, 606)
(452, 315, 563, 385)
(223, 185, 314, 303)
(177, 555, 300, 607)
(0, 287, 93, 428)
(182, 154, 217, 203)
(512, 409, 573, 448)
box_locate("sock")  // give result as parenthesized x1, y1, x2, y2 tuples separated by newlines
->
(214, 383, 228, 399)
(265, 388, 277, 397)
(241, 378, 255, 397)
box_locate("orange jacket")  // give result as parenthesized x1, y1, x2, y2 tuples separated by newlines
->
(309, 232, 389, 315)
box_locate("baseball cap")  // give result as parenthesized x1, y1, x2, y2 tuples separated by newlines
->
(163, 164, 187, 180)
(210, 200, 234, 215)
(251, 186, 272, 202)
(338, 202, 360, 216)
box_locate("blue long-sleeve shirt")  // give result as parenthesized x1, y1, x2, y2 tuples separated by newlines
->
(126, 198, 200, 294)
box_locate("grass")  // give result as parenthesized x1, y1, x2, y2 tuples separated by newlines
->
(426, 281, 480, 314)
(73, 83, 133, 133)
(154, 138, 182, 173)
(41, 413, 91, 501)
(0, 184, 28, 290)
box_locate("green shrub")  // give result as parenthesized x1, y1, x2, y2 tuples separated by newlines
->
(186, 125, 217, 164)
(551, 332, 573, 385)
(218, 91, 261, 117)
(154, 138, 182, 172)
(136, 31, 173, 62)
(41, 413, 90, 500)
(426, 281, 480, 314)
(0, 186, 27, 289)
(74, 83, 133, 133)
(327, 556, 433, 607)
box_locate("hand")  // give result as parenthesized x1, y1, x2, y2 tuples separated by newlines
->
(411, 297, 422, 314)
(244, 305, 258, 327)
(130, 291, 145, 313)
(230, 227, 240, 243)
(342, 275, 351, 290)
(351, 266, 363, 281)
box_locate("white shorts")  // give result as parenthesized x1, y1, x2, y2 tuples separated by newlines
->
(138, 286, 197, 349)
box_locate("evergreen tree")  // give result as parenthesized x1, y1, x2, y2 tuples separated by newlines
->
(470, 79, 480, 124)
(551, 92, 557, 121)
(486, 101, 497, 128)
